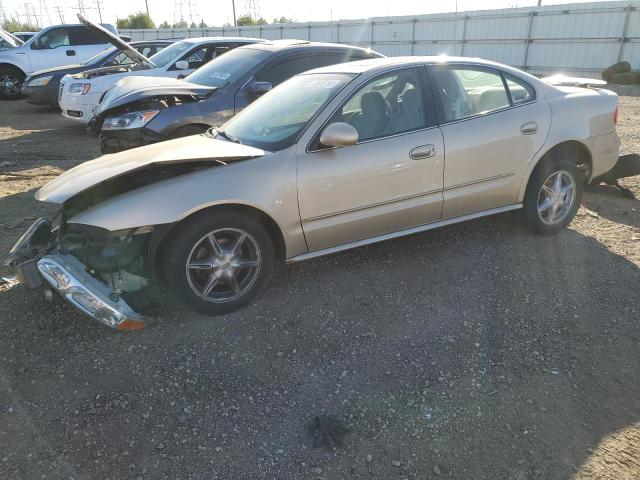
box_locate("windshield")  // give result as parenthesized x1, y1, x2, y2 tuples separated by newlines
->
(82, 46, 116, 66)
(148, 41, 191, 68)
(186, 48, 270, 88)
(221, 73, 354, 151)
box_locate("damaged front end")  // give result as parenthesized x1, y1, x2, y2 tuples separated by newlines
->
(5, 213, 152, 331)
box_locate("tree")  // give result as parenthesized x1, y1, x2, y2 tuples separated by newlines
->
(199, 20, 208, 28)
(236, 14, 267, 26)
(173, 20, 188, 28)
(158, 21, 171, 29)
(272, 17, 294, 24)
(116, 12, 155, 30)
(2, 19, 39, 32)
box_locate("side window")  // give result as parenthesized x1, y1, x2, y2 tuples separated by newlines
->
(34, 28, 71, 49)
(176, 46, 208, 70)
(70, 27, 108, 46)
(209, 45, 232, 61)
(504, 73, 536, 105)
(432, 66, 510, 122)
(255, 55, 319, 86)
(328, 67, 429, 142)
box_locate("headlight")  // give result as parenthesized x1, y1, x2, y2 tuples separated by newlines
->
(102, 110, 160, 130)
(69, 82, 91, 95)
(28, 75, 53, 87)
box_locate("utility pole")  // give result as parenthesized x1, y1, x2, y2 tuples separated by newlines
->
(144, 0, 149, 17)
(95, 0, 103, 22)
(55, 5, 64, 23)
(232, 0, 236, 26)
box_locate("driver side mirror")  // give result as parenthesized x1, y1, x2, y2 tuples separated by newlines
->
(174, 60, 189, 71)
(319, 122, 358, 148)
(247, 81, 272, 100)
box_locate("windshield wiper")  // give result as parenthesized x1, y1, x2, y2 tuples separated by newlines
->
(211, 128, 241, 144)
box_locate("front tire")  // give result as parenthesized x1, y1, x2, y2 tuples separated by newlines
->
(523, 157, 583, 235)
(162, 210, 275, 315)
(0, 66, 25, 100)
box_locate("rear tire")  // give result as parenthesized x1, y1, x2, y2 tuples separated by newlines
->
(523, 157, 583, 235)
(162, 210, 275, 315)
(0, 66, 25, 100)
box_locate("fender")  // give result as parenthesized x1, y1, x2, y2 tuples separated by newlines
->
(66, 151, 308, 259)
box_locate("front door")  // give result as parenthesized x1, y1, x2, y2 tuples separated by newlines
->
(297, 66, 445, 252)
(28, 27, 77, 72)
(429, 64, 551, 219)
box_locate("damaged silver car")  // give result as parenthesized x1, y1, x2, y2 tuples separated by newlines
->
(7, 56, 639, 330)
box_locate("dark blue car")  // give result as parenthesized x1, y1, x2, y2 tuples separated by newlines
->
(91, 40, 384, 153)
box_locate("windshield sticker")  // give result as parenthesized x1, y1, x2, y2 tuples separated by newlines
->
(210, 72, 231, 80)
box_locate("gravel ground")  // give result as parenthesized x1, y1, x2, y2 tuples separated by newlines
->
(0, 89, 639, 480)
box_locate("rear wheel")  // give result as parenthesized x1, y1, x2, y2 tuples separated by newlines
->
(523, 157, 583, 235)
(0, 66, 25, 100)
(162, 210, 275, 315)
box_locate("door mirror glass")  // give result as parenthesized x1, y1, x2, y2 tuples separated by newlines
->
(319, 122, 359, 148)
(247, 81, 272, 100)
(174, 60, 189, 71)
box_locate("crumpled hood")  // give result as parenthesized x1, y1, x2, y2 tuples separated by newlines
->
(36, 135, 266, 204)
(95, 76, 218, 116)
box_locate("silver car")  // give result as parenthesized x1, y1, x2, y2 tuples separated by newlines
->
(7, 56, 624, 330)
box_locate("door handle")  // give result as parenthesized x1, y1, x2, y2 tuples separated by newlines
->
(66, 49, 76, 56)
(520, 121, 537, 135)
(409, 144, 436, 160)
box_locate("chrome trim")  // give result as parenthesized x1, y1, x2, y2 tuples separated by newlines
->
(444, 173, 515, 191)
(288, 204, 523, 263)
(302, 187, 443, 222)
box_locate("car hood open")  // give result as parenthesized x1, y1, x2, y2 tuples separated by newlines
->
(77, 13, 155, 69)
(0, 28, 22, 48)
(95, 76, 218, 115)
(36, 135, 266, 204)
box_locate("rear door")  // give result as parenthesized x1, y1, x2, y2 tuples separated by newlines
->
(427, 64, 550, 218)
(27, 27, 77, 71)
(70, 26, 110, 62)
(234, 53, 321, 113)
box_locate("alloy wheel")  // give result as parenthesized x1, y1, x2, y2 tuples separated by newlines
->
(185, 228, 262, 303)
(536, 170, 576, 225)
(0, 74, 21, 96)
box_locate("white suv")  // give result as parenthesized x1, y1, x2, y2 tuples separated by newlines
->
(0, 21, 117, 99)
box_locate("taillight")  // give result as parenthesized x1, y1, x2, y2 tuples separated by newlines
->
(614, 105, 619, 125)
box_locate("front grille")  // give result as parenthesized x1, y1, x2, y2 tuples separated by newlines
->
(58, 82, 64, 101)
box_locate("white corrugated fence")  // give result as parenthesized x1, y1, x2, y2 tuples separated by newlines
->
(120, 1, 640, 75)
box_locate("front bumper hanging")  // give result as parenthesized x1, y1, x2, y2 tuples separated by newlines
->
(6, 218, 146, 331)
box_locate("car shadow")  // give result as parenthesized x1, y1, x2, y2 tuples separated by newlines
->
(583, 184, 640, 229)
(1, 203, 639, 479)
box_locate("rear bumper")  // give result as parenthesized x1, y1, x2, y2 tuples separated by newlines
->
(588, 130, 621, 179)
(591, 153, 640, 184)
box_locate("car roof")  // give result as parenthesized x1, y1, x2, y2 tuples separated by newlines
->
(130, 40, 174, 46)
(244, 39, 378, 55)
(305, 55, 536, 78)
(178, 36, 264, 44)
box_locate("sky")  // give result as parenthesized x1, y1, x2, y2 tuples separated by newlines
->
(0, 0, 620, 28)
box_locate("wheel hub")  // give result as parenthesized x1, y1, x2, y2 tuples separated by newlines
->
(536, 170, 576, 225)
(185, 228, 261, 303)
